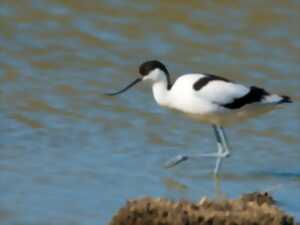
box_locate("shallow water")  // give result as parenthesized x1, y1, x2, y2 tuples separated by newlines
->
(0, 0, 299, 224)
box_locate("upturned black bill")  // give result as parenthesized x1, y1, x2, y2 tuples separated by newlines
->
(105, 78, 142, 96)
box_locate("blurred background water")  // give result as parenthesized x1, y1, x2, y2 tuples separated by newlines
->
(0, 0, 299, 224)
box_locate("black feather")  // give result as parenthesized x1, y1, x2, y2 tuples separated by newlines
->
(223, 86, 269, 109)
(278, 95, 292, 104)
(193, 74, 230, 91)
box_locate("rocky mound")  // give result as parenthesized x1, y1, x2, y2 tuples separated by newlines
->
(109, 192, 296, 225)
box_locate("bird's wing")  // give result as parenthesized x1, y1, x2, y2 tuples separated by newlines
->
(193, 75, 270, 109)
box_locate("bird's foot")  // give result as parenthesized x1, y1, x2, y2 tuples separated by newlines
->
(223, 152, 230, 158)
(164, 154, 189, 168)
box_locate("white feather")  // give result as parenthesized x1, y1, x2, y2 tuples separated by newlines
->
(263, 94, 282, 103)
(195, 80, 249, 105)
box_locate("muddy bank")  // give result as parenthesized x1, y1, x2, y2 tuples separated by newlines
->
(109, 192, 296, 225)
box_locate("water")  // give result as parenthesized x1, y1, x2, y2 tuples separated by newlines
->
(0, 0, 299, 224)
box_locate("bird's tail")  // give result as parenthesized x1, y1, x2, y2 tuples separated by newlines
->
(263, 94, 292, 104)
(278, 95, 292, 104)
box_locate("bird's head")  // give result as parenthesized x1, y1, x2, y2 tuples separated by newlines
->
(105, 60, 171, 96)
(139, 60, 170, 84)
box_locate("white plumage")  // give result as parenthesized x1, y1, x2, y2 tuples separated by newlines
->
(106, 60, 292, 175)
(162, 73, 282, 125)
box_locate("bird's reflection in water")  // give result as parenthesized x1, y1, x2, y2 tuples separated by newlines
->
(163, 177, 188, 192)
(162, 174, 228, 200)
(213, 175, 227, 200)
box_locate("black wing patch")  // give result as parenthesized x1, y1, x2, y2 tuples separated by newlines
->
(223, 86, 269, 109)
(193, 74, 230, 91)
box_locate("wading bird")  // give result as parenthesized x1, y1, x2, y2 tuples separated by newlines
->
(105, 60, 292, 175)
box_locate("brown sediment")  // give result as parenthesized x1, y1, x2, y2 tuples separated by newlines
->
(109, 192, 296, 225)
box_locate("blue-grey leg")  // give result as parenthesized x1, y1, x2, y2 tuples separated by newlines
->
(164, 125, 230, 173)
(217, 126, 230, 157)
(164, 125, 222, 168)
(213, 125, 224, 174)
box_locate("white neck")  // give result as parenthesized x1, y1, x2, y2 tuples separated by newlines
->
(152, 80, 170, 107)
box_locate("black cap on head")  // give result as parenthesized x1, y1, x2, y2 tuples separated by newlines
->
(139, 60, 172, 89)
(104, 60, 172, 96)
(139, 60, 169, 76)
